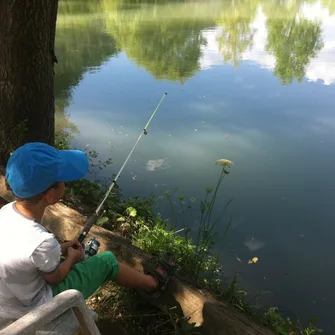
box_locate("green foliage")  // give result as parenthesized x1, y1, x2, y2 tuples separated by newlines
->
(261, 309, 323, 335)
(262, 307, 295, 335)
(126, 206, 137, 217)
(134, 219, 197, 274)
(300, 318, 323, 335)
(96, 216, 109, 226)
(129, 162, 232, 279)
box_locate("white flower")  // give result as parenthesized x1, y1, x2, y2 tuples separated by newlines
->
(215, 159, 233, 167)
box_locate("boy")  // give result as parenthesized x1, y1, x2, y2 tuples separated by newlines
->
(0, 142, 175, 320)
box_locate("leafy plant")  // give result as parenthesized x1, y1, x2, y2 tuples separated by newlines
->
(300, 318, 323, 335)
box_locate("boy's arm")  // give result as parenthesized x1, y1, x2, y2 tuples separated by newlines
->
(31, 236, 83, 285)
(43, 252, 81, 285)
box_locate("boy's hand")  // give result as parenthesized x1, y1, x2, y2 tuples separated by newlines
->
(67, 246, 83, 264)
(61, 240, 82, 256)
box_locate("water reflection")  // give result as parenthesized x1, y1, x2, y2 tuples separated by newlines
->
(55, 0, 335, 90)
(55, 1, 120, 142)
(215, 0, 259, 67)
(263, 1, 324, 85)
(55, 3, 119, 108)
(101, 1, 220, 82)
(205, 0, 335, 85)
(54, 0, 335, 332)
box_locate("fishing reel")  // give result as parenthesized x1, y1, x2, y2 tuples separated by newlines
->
(83, 237, 100, 259)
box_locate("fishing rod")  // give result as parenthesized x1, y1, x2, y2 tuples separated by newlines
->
(77, 93, 167, 250)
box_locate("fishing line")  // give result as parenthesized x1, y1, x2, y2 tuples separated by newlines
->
(77, 93, 167, 244)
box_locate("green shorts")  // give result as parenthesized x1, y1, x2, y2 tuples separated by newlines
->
(51, 251, 119, 299)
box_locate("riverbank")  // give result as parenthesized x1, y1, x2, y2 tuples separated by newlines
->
(60, 176, 322, 335)
(0, 147, 323, 334)
(0, 174, 276, 335)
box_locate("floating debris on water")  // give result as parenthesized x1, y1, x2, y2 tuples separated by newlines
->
(146, 159, 168, 171)
(248, 257, 259, 264)
(236, 257, 242, 263)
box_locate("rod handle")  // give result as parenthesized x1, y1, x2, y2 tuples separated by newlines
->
(75, 214, 99, 245)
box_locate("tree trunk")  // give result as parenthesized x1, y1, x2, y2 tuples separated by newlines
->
(0, 0, 59, 166)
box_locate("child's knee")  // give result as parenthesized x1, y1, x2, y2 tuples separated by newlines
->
(97, 251, 119, 281)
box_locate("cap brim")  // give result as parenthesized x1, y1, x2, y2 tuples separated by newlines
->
(57, 149, 89, 182)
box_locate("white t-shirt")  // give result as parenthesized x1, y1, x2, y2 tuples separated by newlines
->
(0, 202, 61, 319)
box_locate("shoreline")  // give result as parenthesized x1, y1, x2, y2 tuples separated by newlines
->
(0, 164, 322, 334)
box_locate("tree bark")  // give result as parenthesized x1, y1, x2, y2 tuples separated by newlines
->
(0, 0, 59, 166)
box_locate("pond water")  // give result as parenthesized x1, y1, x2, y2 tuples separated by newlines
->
(55, 0, 335, 332)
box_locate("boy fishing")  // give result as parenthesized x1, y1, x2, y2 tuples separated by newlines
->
(0, 142, 175, 320)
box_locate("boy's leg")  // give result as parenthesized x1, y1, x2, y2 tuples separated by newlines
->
(51, 251, 158, 299)
(116, 263, 156, 290)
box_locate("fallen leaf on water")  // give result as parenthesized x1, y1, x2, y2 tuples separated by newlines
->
(248, 257, 259, 264)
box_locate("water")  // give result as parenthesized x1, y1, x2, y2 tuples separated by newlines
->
(55, 0, 335, 332)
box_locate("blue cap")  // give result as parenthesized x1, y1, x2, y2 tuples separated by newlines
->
(6, 142, 89, 198)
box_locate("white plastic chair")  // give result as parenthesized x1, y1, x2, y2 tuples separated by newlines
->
(0, 289, 101, 335)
